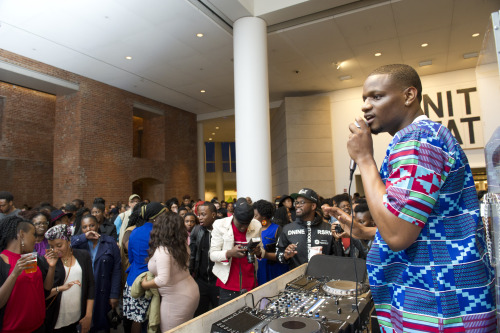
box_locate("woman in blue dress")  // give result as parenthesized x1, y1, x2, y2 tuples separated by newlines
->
(253, 200, 289, 285)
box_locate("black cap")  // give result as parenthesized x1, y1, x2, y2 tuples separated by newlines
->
(296, 188, 319, 204)
(233, 197, 254, 224)
(278, 194, 294, 206)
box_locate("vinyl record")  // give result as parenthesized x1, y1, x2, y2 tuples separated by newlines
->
(265, 317, 322, 333)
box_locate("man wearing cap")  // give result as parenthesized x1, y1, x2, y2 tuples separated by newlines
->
(210, 197, 263, 305)
(276, 188, 339, 269)
(115, 194, 141, 245)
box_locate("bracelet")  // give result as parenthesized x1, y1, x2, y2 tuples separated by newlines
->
(56, 286, 59, 293)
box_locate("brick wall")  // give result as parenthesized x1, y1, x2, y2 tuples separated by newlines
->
(0, 49, 198, 208)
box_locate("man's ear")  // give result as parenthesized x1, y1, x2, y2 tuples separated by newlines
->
(404, 86, 418, 105)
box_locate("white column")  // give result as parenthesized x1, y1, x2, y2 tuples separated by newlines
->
(233, 17, 272, 201)
(197, 122, 205, 200)
(215, 142, 224, 201)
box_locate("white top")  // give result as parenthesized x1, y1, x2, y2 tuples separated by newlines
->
(54, 260, 82, 329)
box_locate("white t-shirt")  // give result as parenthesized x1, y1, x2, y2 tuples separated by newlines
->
(54, 260, 83, 329)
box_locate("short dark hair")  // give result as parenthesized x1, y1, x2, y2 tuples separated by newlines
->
(72, 199, 85, 207)
(92, 203, 105, 212)
(93, 197, 105, 205)
(354, 203, 370, 214)
(253, 200, 275, 220)
(201, 201, 217, 214)
(82, 214, 98, 224)
(332, 193, 350, 206)
(0, 191, 14, 202)
(369, 64, 422, 103)
(64, 203, 77, 212)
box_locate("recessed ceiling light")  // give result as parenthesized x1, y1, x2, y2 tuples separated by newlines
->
(333, 61, 344, 70)
(200, 90, 206, 93)
(215, 126, 220, 130)
(208, 138, 212, 141)
(212, 132, 215, 135)
(196, 33, 204, 38)
(421, 43, 428, 47)
(472, 33, 480, 37)
(125, 56, 132, 60)
(463, 52, 479, 59)
(419, 60, 432, 67)
(374, 52, 382, 57)
(339, 75, 352, 81)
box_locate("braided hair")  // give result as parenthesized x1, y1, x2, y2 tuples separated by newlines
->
(0, 216, 33, 252)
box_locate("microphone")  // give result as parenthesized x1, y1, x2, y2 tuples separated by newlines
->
(349, 121, 362, 179)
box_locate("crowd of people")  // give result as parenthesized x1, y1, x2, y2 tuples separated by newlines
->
(0, 64, 496, 333)
(0, 187, 369, 333)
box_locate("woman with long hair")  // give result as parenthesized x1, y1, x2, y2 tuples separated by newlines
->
(141, 213, 199, 331)
(45, 224, 95, 333)
(123, 202, 166, 333)
(0, 216, 57, 332)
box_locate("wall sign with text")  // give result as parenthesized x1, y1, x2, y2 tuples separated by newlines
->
(422, 84, 483, 149)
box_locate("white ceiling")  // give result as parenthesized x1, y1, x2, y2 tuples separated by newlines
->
(0, 0, 499, 141)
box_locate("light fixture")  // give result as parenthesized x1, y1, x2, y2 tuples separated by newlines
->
(472, 33, 480, 37)
(215, 126, 220, 130)
(200, 89, 206, 93)
(374, 52, 382, 57)
(196, 33, 204, 37)
(212, 132, 215, 135)
(421, 43, 428, 47)
(125, 56, 132, 60)
(208, 138, 212, 141)
(463, 52, 479, 59)
(339, 75, 352, 81)
(333, 61, 344, 70)
(419, 60, 432, 67)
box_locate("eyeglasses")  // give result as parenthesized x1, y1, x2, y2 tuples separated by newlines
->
(34, 222, 49, 226)
(294, 200, 311, 207)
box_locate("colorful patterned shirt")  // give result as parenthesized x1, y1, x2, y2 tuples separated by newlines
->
(367, 119, 495, 332)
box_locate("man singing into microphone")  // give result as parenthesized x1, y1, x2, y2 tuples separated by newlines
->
(332, 64, 495, 332)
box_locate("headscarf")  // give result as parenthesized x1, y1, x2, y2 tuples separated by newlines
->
(45, 224, 74, 241)
(140, 202, 166, 221)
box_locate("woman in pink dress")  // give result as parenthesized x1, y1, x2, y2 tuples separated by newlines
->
(141, 213, 200, 331)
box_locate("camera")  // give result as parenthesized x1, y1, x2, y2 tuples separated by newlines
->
(244, 237, 261, 263)
(334, 223, 343, 234)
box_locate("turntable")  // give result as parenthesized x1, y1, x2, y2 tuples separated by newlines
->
(322, 280, 365, 296)
(265, 317, 323, 333)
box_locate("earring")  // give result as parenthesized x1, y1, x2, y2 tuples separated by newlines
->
(21, 239, 24, 248)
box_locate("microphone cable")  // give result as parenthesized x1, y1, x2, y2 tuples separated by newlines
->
(348, 169, 361, 320)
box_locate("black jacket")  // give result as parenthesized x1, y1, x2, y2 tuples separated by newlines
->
(276, 214, 341, 269)
(189, 225, 216, 283)
(99, 219, 118, 241)
(42, 248, 95, 332)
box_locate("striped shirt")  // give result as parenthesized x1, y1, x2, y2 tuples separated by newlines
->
(368, 119, 495, 332)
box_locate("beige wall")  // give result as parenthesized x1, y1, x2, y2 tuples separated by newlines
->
(326, 68, 492, 194)
(271, 95, 335, 198)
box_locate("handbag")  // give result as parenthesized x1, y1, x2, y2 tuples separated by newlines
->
(107, 308, 122, 329)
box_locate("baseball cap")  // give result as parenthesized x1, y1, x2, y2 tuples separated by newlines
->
(296, 188, 319, 204)
(233, 197, 254, 225)
(129, 194, 141, 202)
